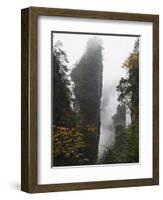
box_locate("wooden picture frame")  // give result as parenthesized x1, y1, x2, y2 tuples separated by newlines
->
(21, 7, 159, 193)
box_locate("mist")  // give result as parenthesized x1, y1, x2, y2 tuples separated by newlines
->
(53, 33, 137, 161)
(97, 36, 136, 160)
(98, 83, 117, 159)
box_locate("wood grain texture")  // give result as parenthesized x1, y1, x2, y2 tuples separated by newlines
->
(29, 6, 157, 21)
(21, 7, 159, 193)
(21, 7, 38, 193)
(152, 15, 159, 185)
(21, 8, 30, 192)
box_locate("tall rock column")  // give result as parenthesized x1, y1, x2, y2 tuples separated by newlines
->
(71, 37, 103, 163)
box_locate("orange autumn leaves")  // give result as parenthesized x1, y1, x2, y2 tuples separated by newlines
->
(53, 125, 96, 161)
(122, 52, 139, 69)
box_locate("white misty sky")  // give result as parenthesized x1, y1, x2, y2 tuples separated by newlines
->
(52, 33, 138, 86)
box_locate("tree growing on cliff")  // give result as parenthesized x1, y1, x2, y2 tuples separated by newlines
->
(101, 39, 139, 164)
(117, 39, 139, 127)
(52, 40, 89, 166)
(52, 40, 74, 127)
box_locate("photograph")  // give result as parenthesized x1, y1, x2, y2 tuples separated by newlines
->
(51, 31, 139, 167)
(21, 7, 159, 193)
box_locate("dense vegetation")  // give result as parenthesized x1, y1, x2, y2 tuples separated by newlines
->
(52, 40, 74, 127)
(100, 39, 139, 164)
(52, 36, 139, 166)
(52, 38, 103, 166)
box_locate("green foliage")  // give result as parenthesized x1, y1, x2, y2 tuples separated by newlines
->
(100, 39, 139, 164)
(52, 37, 139, 166)
(101, 125, 139, 164)
(117, 56, 139, 107)
(77, 124, 98, 164)
(52, 40, 74, 127)
(52, 38, 103, 165)
(52, 40, 88, 166)
(117, 40, 139, 127)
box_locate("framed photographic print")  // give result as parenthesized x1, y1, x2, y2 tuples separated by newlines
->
(21, 7, 159, 193)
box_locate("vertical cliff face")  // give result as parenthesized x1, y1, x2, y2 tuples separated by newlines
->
(71, 37, 103, 163)
(113, 105, 126, 145)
